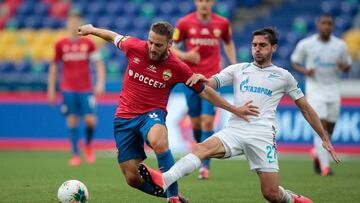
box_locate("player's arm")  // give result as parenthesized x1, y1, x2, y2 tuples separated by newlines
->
(294, 97, 341, 163)
(172, 44, 200, 64)
(77, 24, 118, 43)
(186, 73, 217, 89)
(199, 85, 259, 122)
(47, 62, 58, 104)
(291, 40, 314, 77)
(223, 40, 237, 64)
(94, 59, 106, 95)
(291, 63, 314, 77)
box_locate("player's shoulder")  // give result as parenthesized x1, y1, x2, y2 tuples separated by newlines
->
(270, 64, 293, 78)
(330, 35, 347, 47)
(225, 62, 251, 72)
(178, 12, 197, 23)
(298, 34, 317, 46)
(55, 37, 69, 45)
(211, 13, 230, 23)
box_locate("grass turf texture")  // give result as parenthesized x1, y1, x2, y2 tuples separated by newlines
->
(0, 151, 359, 203)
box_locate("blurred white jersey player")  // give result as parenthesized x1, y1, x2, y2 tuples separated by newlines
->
(291, 14, 351, 176)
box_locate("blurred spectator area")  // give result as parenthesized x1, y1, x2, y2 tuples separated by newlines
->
(0, 0, 359, 92)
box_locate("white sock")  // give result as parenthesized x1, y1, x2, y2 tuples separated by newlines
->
(163, 153, 201, 190)
(279, 186, 294, 203)
(314, 136, 330, 170)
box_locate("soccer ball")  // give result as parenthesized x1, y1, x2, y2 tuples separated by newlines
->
(57, 180, 89, 203)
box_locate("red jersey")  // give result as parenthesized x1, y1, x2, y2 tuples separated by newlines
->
(115, 37, 204, 119)
(54, 37, 96, 92)
(173, 12, 232, 78)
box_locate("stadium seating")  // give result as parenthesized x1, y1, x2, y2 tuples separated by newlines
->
(0, 0, 357, 91)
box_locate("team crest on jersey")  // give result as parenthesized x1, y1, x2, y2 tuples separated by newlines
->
(200, 28, 210, 35)
(162, 69, 172, 81)
(213, 28, 222, 37)
(80, 44, 88, 52)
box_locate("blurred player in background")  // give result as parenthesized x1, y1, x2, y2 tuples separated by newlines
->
(77, 21, 255, 203)
(139, 27, 341, 203)
(47, 11, 106, 167)
(291, 14, 351, 176)
(172, 0, 237, 179)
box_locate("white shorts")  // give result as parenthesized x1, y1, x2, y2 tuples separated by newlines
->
(213, 127, 279, 173)
(307, 98, 340, 123)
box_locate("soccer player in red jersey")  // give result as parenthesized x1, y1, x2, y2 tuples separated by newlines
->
(172, 0, 237, 179)
(77, 22, 258, 203)
(47, 12, 105, 167)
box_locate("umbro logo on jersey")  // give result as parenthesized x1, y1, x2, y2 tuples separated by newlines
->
(147, 65, 157, 73)
(267, 73, 279, 79)
(133, 57, 140, 64)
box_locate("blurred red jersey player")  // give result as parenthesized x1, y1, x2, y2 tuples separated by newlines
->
(172, 0, 237, 179)
(47, 11, 106, 167)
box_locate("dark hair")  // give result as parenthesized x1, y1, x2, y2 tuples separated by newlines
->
(317, 13, 333, 21)
(150, 21, 174, 40)
(252, 27, 278, 45)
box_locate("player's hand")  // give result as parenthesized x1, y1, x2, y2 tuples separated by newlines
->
(184, 47, 200, 64)
(305, 68, 315, 77)
(234, 100, 259, 122)
(186, 73, 208, 87)
(77, 24, 94, 36)
(337, 59, 350, 72)
(94, 83, 105, 96)
(47, 89, 56, 105)
(322, 135, 341, 164)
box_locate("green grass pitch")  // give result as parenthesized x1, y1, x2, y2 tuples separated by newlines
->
(1, 151, 359, 203)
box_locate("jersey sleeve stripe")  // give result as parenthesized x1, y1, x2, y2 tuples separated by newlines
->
(213, 76, 221, 88)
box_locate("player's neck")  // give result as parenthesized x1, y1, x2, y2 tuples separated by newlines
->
(318, 34, 331, 42)
(253, 61, 272, 68)
(196, 12, 212, 22)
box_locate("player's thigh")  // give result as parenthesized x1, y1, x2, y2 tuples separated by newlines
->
(139, 109, 168, 153)
(114, 117, 146, 164)
(200, 97, 216, 117)
(184, 87, 202, 118)
(62, 91, 80, 116)
(327, 100, 340, 123)
(244, 134, 279, 173)
(307, 97, 327, 120)
(257, 171, 280, 195)
(79, 92, 96, 116)
(211, 128, 245, 159)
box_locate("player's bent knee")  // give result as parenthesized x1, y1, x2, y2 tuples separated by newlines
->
(152, 139, 169, 154)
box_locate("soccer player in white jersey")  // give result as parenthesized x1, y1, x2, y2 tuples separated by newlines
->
(138, 28, 341, 203)
(291, 14, 351, 176)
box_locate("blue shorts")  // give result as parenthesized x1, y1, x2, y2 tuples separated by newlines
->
(61, 91, 96, 116)
(114, 109, 167, 163)
(183, 86, 216, 118)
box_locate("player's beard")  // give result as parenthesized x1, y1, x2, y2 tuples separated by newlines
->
(149, 49, 168, 61)
(254, 52, 271, 66)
